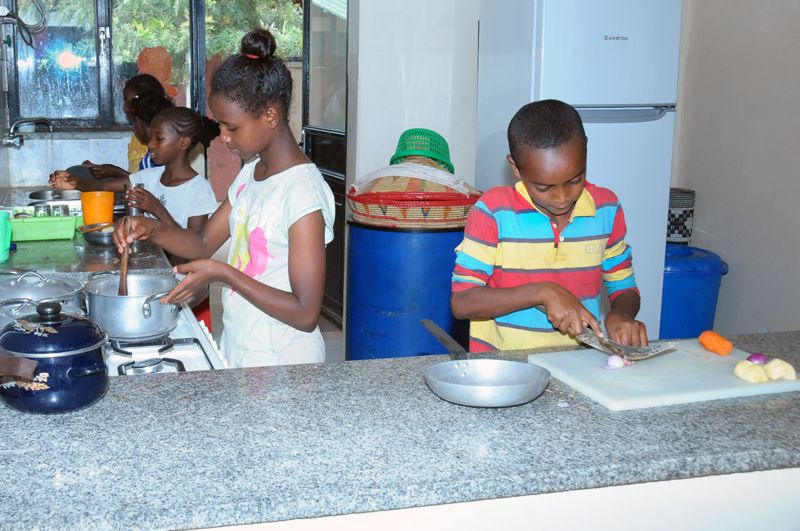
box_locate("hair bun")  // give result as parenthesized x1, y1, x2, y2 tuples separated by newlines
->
(199, 116, 221, 148)
(240, 28, 277, 60)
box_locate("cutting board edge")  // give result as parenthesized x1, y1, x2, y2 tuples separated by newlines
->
(526, 340, 800, 411)
(596, 384, 800, 411)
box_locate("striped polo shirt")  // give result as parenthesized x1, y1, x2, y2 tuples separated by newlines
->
(451, 180, 638, 352)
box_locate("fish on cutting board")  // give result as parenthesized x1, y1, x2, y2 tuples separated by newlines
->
(527, 338, 800, 411)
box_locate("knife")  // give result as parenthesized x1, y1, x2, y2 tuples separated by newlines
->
(575, 327, 677, 361)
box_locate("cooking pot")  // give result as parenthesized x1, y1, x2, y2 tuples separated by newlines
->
(83, 271, 180, 340)
(0, 271, 83, 328)
(28, 189, 83, 201)
(0, 301, 108, 413)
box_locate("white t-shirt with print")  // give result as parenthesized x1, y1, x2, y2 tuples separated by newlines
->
(129, 167, 218, 229)
(221, 159, 335, 367)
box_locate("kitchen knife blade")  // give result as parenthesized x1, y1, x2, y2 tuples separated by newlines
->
(575, 327, 677, 361)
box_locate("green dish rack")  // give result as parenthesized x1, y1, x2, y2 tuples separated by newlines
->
(11, 216, 79, 241)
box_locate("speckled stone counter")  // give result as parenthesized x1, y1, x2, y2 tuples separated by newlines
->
(2, 232, 171, 281)
(0, 186, 162, 281)
(2, 331, 799, 530)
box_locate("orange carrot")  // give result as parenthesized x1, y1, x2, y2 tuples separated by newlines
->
(698, 330, 733, 356)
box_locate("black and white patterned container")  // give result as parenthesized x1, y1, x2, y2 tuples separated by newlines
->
(667, 188, 695, 244)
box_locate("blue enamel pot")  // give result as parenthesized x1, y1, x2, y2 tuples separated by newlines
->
(0, 301, 108, 414)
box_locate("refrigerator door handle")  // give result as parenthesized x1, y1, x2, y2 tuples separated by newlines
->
(577, 106, 676, 124)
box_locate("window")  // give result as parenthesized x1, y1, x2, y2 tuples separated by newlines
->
(14, 1, 100, 121)
(306, 0, 346, 132)
(3, 0, 303, 130)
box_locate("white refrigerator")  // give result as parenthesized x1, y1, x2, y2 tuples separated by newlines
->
(476, 0, 682, 337)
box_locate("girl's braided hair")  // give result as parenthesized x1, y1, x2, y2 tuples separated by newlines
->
(153, 107, 220, 149)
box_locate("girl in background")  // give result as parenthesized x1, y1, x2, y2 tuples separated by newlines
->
(49, 89, 174, 189)
(127, 106, 219, 232)
(51, 106, 218, 233)
(85, 73, 168, 178)
(114, 28, 335, 368)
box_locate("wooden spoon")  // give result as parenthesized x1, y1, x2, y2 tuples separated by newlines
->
(80, 221, 114, 233)
(118, 217, 131, 296)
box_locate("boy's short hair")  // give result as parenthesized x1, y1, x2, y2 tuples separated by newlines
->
(508, 99, 587, 165)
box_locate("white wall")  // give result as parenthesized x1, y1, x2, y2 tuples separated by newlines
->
(2, 133, 130, 188)
(347, 0, 479, 187)
(673, 0, 800, 334)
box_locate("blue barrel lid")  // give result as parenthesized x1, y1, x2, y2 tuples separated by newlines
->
(664, 244, 729, 275)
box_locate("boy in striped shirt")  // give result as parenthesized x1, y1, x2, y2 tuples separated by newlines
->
(451, 100, 647, 352)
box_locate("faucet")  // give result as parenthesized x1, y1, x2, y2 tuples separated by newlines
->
(2, 117, 54, 149)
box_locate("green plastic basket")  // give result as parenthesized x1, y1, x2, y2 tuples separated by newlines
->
(11, 216, 78, 241)
(390, 128, 454, 173)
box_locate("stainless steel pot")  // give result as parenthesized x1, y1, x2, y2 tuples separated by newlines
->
(83, 272, 180, 340)
(28, 189, 83, 201)
(0, 271, 84, 328)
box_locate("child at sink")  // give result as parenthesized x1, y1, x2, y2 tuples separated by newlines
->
(50, 106, 219, 233)
(113, 28, 335, 368)
(450, 99, 647, 352)
(49, 74, 170, 182)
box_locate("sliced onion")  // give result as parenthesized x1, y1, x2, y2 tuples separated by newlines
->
(603, 355, 625, 370)
(746, 352, 768, 365)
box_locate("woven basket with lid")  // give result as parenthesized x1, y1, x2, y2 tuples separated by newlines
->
(347, 157, 481, 229)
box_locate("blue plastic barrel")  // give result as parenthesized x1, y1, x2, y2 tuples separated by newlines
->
(659, 244, 729, 339)
(346, 221, 466, 359)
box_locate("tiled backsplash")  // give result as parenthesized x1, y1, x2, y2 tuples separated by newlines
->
(1, 132, 130, 188)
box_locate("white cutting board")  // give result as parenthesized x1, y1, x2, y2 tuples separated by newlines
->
(527, 339, 800, 411)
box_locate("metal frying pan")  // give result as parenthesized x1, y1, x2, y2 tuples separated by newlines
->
(420, 320, 551, 408)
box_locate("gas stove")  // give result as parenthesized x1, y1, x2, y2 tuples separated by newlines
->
(104, 305, 225, 376)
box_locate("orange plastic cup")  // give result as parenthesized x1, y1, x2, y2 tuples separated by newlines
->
(80, 191, 114, 226)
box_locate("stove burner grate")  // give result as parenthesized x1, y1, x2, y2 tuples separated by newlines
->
(110, 336, 174, 357)
(118, 356, 186, 375)
(110, 336, 212, 376)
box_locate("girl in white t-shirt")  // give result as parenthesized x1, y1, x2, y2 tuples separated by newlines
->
(50, 106, 219, 233)
(114, 28, 335, 368)
(126, 107, 219, 231)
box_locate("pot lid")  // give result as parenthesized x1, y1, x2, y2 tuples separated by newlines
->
(0, 302, 107, 357)
(0, 271, 81, 302)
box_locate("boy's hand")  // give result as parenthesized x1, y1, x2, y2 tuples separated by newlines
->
(538, 283, 601, 336)
(605, 309, 648, 346)
(82, 160, 127, 180)
(49, 170, 78, 190)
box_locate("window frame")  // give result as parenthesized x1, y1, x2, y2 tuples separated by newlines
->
(3, 0, 206, 131)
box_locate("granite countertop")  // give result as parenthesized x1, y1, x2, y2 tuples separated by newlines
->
(1, 232, 171, 282)
(0, 186, 167, 281)
(2, 331, 799, 530)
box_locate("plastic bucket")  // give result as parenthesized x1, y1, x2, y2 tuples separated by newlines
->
(659, 244, 729, 339)
(389, 128, 454, 173)
(80, 191, 114, 226)
(346, 221, 466, 359)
